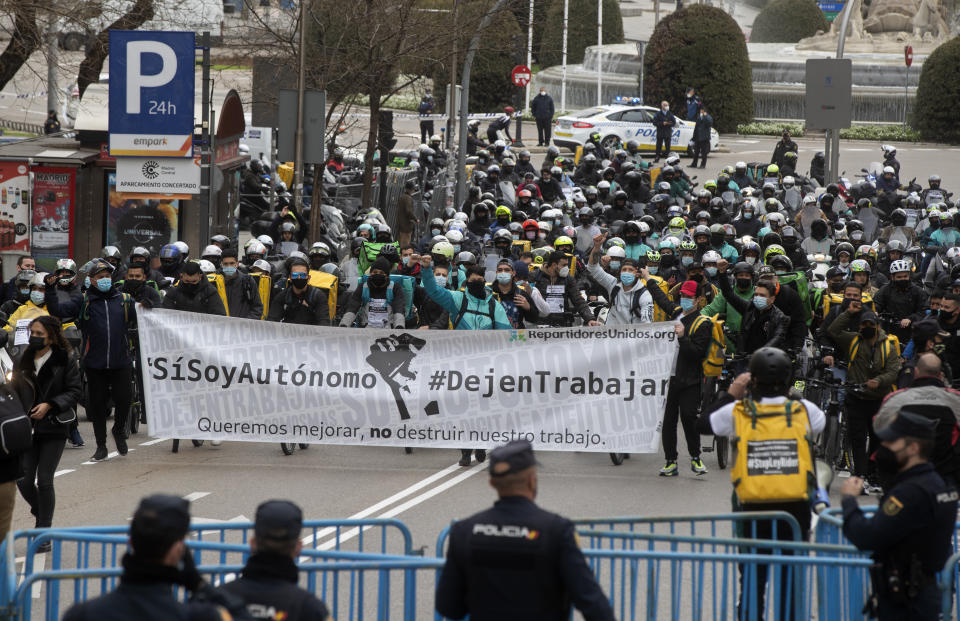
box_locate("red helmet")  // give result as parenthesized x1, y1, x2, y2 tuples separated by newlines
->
(522, 219, 539, 231)
(518, 189, 532, 199)
(504, 106, 515, 114)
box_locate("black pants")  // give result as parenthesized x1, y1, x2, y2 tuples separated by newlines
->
(18, 435, 66, 528)
(536, 118, 552, 145)
(661, 378, 700, 461)
(655, 132, 671, 159)
(877, 583, 940, 621)
(419, 120, 434, 144)
(85, 367, 132, 448)
(691, 140, 710, 167)
(737, 502, 811, 621)
(846, 395, 882, 478)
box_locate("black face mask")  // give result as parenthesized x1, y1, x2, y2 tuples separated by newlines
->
(688, 273, 704, 283)
(874, 445, 904, 477)
(369, 274, 388, 289)
(736, 279, 752, 291)
(466, 281, 487, 299)
(28, 336, 46, 349)
(179, 282, 198, 296)
(894, 278, 910, 290)
(711, 236, 725, 248)
(940, 308, 958, 324)
(829, 282, 843, 293)
(123, 280, 145, 294)
(624, 234, 639, 244)
(696, 241, 709, 250)
(660, 255, 676, 269)
(859, 326, 877, 340)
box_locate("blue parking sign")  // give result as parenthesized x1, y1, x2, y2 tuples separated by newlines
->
(109, 30, 195, 157)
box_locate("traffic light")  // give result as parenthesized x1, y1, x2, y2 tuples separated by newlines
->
(378, 110, 397, 151)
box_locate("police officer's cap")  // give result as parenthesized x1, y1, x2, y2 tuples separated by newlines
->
(131, 494, 191, 543)
(489, 440, 539, 477)
(874, 408, 938, 441)
(254, 500, 303, 541)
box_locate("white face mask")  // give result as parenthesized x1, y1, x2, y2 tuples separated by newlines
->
(558, 266, 570, 278)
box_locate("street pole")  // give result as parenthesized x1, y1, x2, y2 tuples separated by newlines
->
(561, 0, 569, 114)
(292, 0, 308, 212)
(525, 0, 534, 118)
(824, 0, 855, 187)
(903, 64, 909, 128)
(200, 31, 212, 243)
(45, 23, 58, 122)
(456, 0, 511, 211)
(597, 0, 603, 106)
(446, 0, 459, 151)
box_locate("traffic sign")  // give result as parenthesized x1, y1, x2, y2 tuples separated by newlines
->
(511, 65, 532, 88)
(109, 31, 196, 157)
(905, 45, 913, 67)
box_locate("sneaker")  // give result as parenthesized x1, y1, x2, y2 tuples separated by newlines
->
(475, 449, 486, 463)
(691, 457, 708, 475)
(211, 440, 222, 447)
(114, 434, 128, 456)
(659, 461, 678, 476)
(36, 541, 51, 554)
(458, 453, 471, 467)
(91, 446, 108, 461)
(864, 482, 883, 496)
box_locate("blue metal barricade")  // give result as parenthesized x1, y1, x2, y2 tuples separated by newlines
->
(10, 532, 441, 621)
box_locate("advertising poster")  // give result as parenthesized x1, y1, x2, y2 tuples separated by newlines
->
(0, 162, 30, 253)
(106, 172, 180, 257)
(140, 310, 679, 453)
(31, 166, 75, 258)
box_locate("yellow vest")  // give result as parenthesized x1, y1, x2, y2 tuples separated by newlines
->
(3, 302, 49, 332)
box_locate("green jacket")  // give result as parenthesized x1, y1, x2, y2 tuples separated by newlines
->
(826, 309, 901, 400)
(700, 283, 753, 352)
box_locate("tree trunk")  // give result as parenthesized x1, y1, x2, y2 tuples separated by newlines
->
(360, 92, 381, 213)
(0, 3, 41, 92)
(77, 0, 155, 98)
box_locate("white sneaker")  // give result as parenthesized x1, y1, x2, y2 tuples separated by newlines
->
(211, 440, 222, 447)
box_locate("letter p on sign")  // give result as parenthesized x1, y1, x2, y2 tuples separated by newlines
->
(125, 41, 178, 114)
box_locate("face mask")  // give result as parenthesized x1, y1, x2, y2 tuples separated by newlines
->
(59, 277, 73, 287)
(894, 278, 909, 290)
(96, 278, 112, 292)
(859, 326, 877, 340)
(688, 273, 704, 283)
(18, 288, 29, 297)
(660, 255, 675, 268)
(679, 298, 695, 312)
(84, 276, 91, 289)
(369, 274, 388, 288)
(874, 445, 905, 477)
(401, 256, 410, 266)
(222, 266, 238, 277)
(648, 266, 659, 275)
(829, 282, 843, 293)
(839, 260, 849, 268)
(662, 106, 669, 112)
(624, 235, 639, 244)
(432, 228, 441, 236)
(512, 234, 520, 241)
(736, 279, 752, 291)
(466, 281, 486, 298)
(681, 256, 694, 267)
(28, 335, 46, 349)
(705, 267, 718, 278)
(435, 275, 448, 288)
(609, 260, 621, 271)
(745, 256, 757, 265)
(538, 233, 547, 240)
(453, 245, 461, 253)
(30, 291, 45, 306)
(752, 296, 768, 310)
(124, 279, 145, 293)
(743, 212, 753, 220)
(620, 272, 636, 286)
(496, 272, 512, 285)
(558, 266, 570, 278)
(775, 270, 787, 276)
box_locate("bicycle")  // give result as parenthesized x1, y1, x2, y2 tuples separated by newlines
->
(700, 353, 744, 470)
(805, 373, 861, 473)
(280, 441, 310, 456)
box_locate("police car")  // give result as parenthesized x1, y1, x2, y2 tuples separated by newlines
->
(552, 97, 720, 155)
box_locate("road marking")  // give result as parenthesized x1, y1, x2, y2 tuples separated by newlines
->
(81, 449, 135, 465)
(733, 139, 759, 144)
(183, 492, 211, 502)
(54, 469, 75, 477)
(29, 553, 44, 599)
(845, 148, 872, 152)
(138, 438, 167, 446)
(309, 463, 487, 553)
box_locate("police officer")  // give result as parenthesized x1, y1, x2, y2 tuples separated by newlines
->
(841, 409, 958, 620)
(435, 440, 614, 621)
(63, 494, 243, 620)
(216, 500, 331, 620)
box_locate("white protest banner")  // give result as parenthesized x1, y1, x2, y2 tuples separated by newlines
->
(138, 309, 679, 452)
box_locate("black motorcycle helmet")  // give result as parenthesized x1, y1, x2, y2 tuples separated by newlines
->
(709, 196, 725, 215)
(625, 140, 640, 155)
(546, 146, 560, 161)
(760, 231, 782, 250)
(780, 226, 799, 248)
(613, 190, 628, 205)
(891, 208, 907, 227)
(825, 183, 840, 198)
(749, 347, 793, 398)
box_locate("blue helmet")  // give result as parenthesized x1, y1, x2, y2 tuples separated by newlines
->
(159, 244, 182, 260)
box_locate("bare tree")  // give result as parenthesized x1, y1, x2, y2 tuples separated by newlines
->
(0, 2, 42, 91)
(77, 0, 155, 97)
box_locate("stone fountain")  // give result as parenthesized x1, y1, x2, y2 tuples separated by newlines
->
(530, 0, 955, 122)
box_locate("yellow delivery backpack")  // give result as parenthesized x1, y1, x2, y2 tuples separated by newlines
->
(206, 273, 229, 316)
(251, 273, 272, 320)
(731, 398, 815, 504)
(308, 270, 339, 321)
(689, 314, 727, 378)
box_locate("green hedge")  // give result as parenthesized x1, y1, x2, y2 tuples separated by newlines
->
(642, 5, 753, 133)
(913, 36, 960, 144)
(538, 0, 624, 69)
(750, 0, 829, 43)
(433, 11, 522, 113)
(736, 122, 924, 142)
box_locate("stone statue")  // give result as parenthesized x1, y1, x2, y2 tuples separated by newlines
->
(912, 0, 950, 37)
(798, 0, 949, 50)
